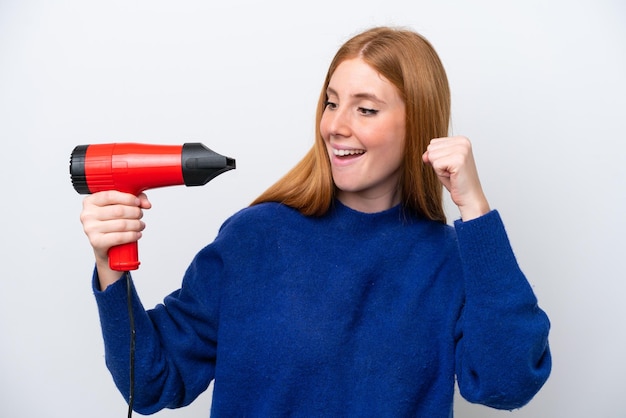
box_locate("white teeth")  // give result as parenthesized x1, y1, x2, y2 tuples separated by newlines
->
(333, 149, 365, 156)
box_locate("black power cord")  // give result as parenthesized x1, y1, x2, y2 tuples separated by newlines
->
(125, 271, 136, 418)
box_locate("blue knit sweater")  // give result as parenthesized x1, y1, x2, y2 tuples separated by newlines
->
(93, 201, 551, 417)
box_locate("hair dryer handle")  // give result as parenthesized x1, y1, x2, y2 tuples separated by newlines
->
(108, 242, 141, 271)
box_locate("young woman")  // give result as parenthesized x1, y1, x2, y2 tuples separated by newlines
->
(80, 26, 551, 417)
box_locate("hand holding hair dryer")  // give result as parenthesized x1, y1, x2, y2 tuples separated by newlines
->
(70, 142, 235, 271)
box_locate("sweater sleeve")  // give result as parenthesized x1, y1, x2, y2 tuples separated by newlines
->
(453, 210, 551, 410)
(92, 239, 223, 414)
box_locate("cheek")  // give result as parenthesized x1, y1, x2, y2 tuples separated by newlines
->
(385, 122, 406, 162)
(370, 125, 405, 156)
(319, 113, 330, 141)
(375, 132, 405, 171)
(382, 142, 404, 171)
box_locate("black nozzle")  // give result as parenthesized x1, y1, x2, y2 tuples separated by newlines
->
(182, 143, 236, 186)
(69, 145, 90, 194)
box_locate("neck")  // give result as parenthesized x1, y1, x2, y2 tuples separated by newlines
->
(336, 188, 401, 214)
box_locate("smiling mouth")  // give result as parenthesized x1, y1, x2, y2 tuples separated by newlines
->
(332, 149, 365, 157)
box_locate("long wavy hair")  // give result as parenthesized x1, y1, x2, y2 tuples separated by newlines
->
(251, 26, 450, 223)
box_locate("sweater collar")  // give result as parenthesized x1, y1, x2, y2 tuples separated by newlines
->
(328, 199, 409, 228)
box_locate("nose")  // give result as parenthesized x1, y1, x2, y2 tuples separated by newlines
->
(322, 105, 351, 138)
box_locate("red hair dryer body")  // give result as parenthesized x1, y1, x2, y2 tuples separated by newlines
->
(70, 142, 235, 271)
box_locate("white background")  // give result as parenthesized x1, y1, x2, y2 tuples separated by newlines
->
(1, 0, 624, 417)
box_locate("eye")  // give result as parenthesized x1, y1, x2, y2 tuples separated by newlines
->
(324, 100, 338, 110)
(358, 107, 379, 116)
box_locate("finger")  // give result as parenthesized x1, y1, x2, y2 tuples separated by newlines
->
(81, 200, 145, 224)
(96, 217, 146, 234)
(426, 137, 473, 172)
(83, 216, 145, 249)
(426, 136, 470, 157)
(84, 190, 141, 208)
(81, 214, 145, 241)
(423, 137, 455, 165)
(136, 192, 152, 209)
(89, 229, 144, 259)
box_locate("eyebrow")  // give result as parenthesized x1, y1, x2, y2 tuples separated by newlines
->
(326, 87, 387, 105)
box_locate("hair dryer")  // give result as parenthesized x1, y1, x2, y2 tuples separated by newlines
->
(70, 142, 236, 271)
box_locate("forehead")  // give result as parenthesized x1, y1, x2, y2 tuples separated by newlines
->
(327, 58, 401, 102)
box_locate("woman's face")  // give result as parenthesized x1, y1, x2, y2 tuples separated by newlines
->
(320, 57, 406, 213)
